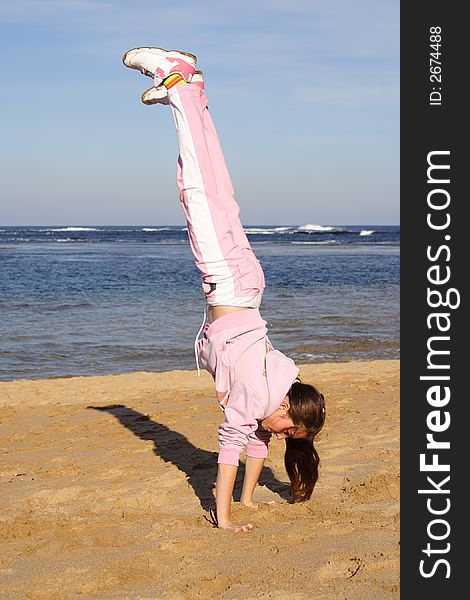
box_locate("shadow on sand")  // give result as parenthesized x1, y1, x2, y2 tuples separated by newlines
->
(89, 404, 290, 514)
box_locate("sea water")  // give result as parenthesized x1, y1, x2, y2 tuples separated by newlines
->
(0, 224, 399, 381)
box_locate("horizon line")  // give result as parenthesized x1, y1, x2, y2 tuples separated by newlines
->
(0, 222, 401, 227)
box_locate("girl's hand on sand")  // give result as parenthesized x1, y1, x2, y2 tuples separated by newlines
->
(241, 500, 276, 509)
(218, 521, 254, 532)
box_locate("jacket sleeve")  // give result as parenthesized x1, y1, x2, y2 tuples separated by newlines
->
(246, 426, 272, 459)
(218, 379, 264, 466)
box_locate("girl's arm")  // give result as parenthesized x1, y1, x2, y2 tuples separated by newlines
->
(240, 456, 265, 507)
(215, 464, 254, 532)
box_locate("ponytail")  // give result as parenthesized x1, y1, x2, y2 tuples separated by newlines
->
(284, 380, 325, 503)
(284, 435, 320, 502)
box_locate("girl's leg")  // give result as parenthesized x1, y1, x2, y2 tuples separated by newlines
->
(199, 91, 253, 253)
(177, 89, 253, 254)
(169, 84, 264, 307)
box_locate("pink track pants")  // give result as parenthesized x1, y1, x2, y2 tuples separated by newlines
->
(168, 84, 265, 307)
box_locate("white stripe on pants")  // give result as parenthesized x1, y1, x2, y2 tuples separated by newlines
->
(168, 84, 264, 307)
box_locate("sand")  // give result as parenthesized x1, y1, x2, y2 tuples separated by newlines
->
(0, 360, 399, 599)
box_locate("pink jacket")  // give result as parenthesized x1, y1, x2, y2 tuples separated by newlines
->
(197, 309, 299, 466)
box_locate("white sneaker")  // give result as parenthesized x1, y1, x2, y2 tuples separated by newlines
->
(141, 85, 169, 105)
(189, 70, 204, 89)
(122, 47, 197, 85)
(141, 71, 204, 106)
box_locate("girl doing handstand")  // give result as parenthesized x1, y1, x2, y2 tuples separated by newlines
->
(123, 47, 326, 532)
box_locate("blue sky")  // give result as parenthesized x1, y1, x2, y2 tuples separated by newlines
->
(0, 0, 399, 226)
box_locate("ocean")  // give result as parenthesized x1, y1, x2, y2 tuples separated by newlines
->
(0, 224, 399, 381)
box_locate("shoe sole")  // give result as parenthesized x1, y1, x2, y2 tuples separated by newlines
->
(122, 47, 197, 77)
(141, 87, 168, 105)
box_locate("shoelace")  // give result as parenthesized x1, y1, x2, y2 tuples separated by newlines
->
(194, 305, 207, 377)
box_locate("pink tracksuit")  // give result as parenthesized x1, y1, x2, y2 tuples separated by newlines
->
(168, 84, 299, 466)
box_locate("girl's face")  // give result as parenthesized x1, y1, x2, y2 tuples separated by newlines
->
(261, 397, 308, 440)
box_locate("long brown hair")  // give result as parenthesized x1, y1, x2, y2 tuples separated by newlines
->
(284, 380, 325, 503)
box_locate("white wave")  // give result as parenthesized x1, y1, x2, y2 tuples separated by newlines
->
(295, 352, 327, 359)
(297, 223, 336, 232)
(244, 226, 293, 235)
(359, 229, 375, 236)
(56, 238, 75, 242)
(142, 227, 171, 232)
(244, 228, 275, 235)
(291, 240, 338, 245)
(156, 240, 188, 245)
(46, 227, 98, 232)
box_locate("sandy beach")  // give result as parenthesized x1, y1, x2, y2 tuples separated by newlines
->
(0, 359, 399, 599)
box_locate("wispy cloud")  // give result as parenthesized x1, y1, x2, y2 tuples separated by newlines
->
(0, 0, 399, 224)
(1, 0, 398, 57)
(0, 0, 112, 22)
